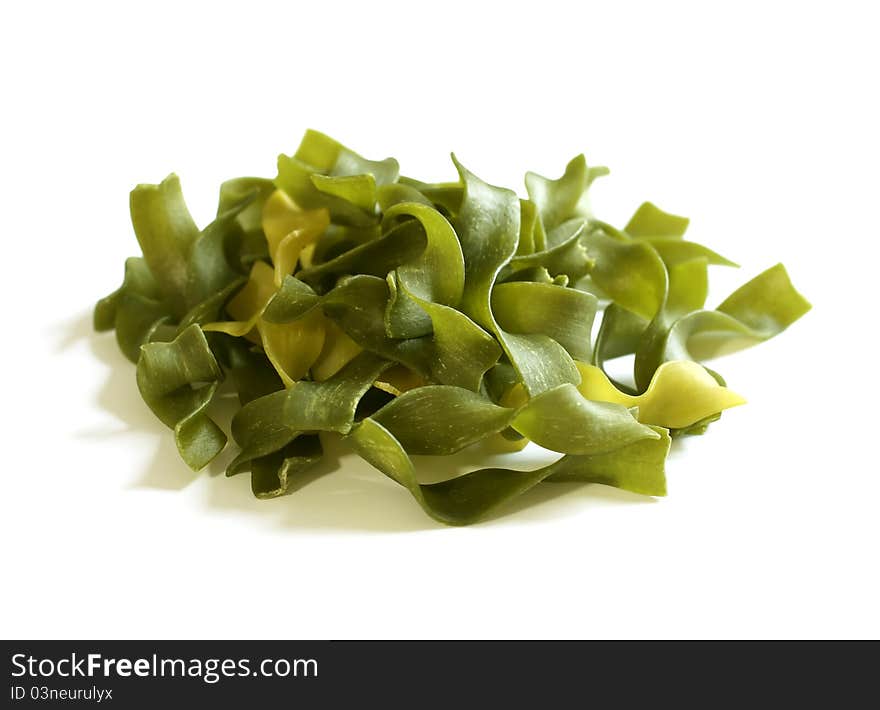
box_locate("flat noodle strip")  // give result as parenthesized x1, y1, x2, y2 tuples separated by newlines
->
(350, 419, 669, 526)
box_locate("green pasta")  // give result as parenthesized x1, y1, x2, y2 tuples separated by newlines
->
(94, 130, 810, 524)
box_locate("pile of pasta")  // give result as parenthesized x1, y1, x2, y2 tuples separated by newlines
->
(95, 131, 809, 524)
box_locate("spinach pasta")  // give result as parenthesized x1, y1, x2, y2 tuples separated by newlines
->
(94, 131, 809, 524)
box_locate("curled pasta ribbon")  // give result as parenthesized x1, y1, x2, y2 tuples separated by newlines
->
(576, 360, 745, 429)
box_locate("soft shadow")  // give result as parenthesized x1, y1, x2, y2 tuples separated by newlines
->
(130, 435, 201, 491)
(77, 310, 201, 491)
(78, 306, 652, 533)
(56, 309, 96, 353)
(484, 480, 657, 527)
(83, 310, 438, 532)
(204, 433, 444, 533)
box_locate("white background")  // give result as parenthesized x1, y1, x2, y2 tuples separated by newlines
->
(1, 0, 877, 639)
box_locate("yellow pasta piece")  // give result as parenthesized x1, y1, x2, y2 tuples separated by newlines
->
(204, 260, 325, 386)
(311, 320, 363, 382)
(374, 365, 428, 396)
(575, 360, 746, 429)
(261, 190, 329, 285)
